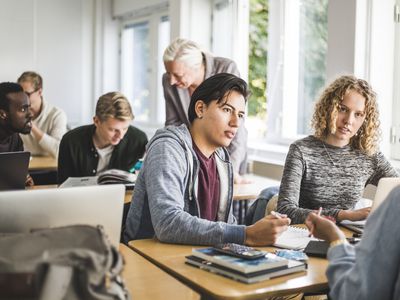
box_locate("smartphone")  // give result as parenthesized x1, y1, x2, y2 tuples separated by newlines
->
(213, 243, 266, 260)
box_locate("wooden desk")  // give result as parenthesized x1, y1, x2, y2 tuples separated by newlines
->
(233, 174, 280, 224)
(119, 244, 199, 300)
(233, 174, 279, 201)
(29, 155, 57, 171)
(129, 238, 328, 300)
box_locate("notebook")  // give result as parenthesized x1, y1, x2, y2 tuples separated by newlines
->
(0, 185, 125, 247)
(0, 151, 30, 191)
(341, 177, 400, 233)
(274, 226, 317, 250)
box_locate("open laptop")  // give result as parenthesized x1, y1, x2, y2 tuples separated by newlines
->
(0, 151, 30, 191)
(0, 185, 125, 247)
(341, 177, 400, 233)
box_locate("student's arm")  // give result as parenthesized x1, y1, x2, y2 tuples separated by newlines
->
(277, 144, 314, 224)
(38, 109, 67, 158)
(367, 151, 399, 185)
(145, 138, 245, 245)
(57, 136, 74, 184)
(162, 74, 184, 126)
(326, 187, 400, 300)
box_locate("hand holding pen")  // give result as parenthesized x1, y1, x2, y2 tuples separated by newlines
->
(308, 207, 322, 237)
(305, 209, 345, 243)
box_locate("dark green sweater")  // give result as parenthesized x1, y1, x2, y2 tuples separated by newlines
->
(58, 124, 147, 184)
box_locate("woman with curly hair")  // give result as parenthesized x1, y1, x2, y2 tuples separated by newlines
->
(277, 75, 398, 224)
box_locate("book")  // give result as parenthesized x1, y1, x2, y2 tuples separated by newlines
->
(274, 226, 317, 250)
(185, 255, 307, 284)
(59, 169, 136, 190)
(97, 169, 136, 189)
(191, 247, 287, 273)
(59, 176, 99, 188)
(340, 220, 366, 234)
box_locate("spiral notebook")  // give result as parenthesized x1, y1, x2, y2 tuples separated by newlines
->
(274, 226, 317, 250)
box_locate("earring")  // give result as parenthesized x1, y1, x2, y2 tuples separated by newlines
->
(198, 115, 203, 119)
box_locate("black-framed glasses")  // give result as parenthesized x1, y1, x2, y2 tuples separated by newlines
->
(25, 89, 39, 97)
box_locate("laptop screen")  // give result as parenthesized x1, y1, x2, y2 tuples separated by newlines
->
(0, 151, 30, 191)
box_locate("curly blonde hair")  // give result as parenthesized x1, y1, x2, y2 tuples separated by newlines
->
(311, 75, 380, 155)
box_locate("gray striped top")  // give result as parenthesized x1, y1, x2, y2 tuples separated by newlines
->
(277, 135, 398, 224)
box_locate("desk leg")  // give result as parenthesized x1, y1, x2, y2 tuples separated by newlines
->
(238, 201, 243, 224)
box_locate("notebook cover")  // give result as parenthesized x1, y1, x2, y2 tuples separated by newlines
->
(304, 241, 329, 258)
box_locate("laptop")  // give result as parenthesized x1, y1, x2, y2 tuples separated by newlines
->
(341, 177, 400, 233)
(0, 151, 30, 191)
(0, 185, 125, 247)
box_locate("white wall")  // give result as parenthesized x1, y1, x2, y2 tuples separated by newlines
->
(326, 0, 395, 155)
(113, 0, 167, 17)
(0, 0, 119, 127)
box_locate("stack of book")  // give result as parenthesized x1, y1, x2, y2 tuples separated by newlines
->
(185, 247, 307, 284)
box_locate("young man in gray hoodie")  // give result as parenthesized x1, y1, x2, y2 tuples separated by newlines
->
(124, 73, 290, 246)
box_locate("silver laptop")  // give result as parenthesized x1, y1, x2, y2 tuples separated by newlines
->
(0, 185, 125, 247)
(341, 177, 400, 233)
(0, 151, 30, 191)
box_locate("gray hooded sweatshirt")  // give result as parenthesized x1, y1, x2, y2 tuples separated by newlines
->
(123, 124, 246, 245)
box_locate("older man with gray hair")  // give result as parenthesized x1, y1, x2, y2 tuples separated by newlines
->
(162, 38, 249, 183)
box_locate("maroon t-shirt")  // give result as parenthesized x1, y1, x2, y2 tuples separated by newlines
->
(192, 141, 220, 221)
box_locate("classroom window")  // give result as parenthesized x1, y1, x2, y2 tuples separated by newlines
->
(211, 0, 234, 59)
(248, 0, 328, 144)
(120, 14, 170, 127)
(392, 0, 400, 160)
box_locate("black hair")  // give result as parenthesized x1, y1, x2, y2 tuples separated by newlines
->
(188, 73, 249, 123)
(0, 82, 23, 111)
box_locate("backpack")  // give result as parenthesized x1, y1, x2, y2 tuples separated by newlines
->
(245, 186, 279, 225)
(0, 225, 130, 300)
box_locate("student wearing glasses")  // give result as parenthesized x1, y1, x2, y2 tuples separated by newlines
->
(162, 38, 249, 184)
(17, 71, 67, 158)
(124, 73, 290, 246)
(277, 75, 398, 224)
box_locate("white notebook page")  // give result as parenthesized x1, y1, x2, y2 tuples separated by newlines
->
(274, 226, 317, 250)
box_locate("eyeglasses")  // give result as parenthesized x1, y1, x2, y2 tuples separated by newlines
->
(25, 89, 39, 97)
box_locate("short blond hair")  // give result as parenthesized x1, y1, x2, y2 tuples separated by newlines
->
(17, 71, 43, 90)
(95, 92, 134, 122)
(311, 75, 380, 156)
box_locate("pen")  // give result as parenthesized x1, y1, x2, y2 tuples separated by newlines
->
(317, 207, 322, 217)
(309, 207, 323, 237)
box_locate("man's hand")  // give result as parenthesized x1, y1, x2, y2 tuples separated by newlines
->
(31, 123, 44, 141)
(305, 212, 345, 243)
(337, 207, 371, 222)
(245, 215, 290, 246)
(25, 174, 34, 187)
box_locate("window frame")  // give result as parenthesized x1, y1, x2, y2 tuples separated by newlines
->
(119, 11, 169, 133)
